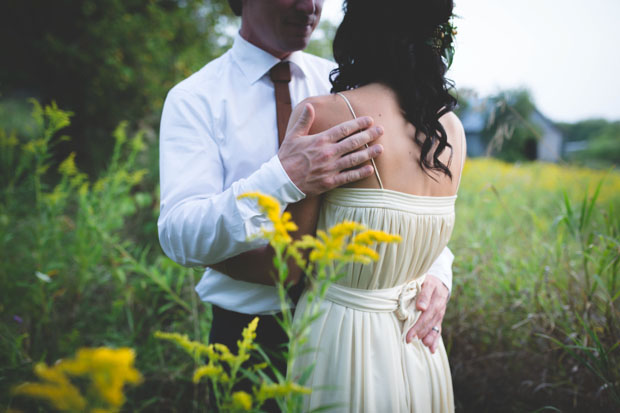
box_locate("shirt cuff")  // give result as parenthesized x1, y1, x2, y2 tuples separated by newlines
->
(233, 155, 306, 238)
(273, 154, 306, 201)
(426, 247, 454, 293)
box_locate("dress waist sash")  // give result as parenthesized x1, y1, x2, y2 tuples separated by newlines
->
(323, 275, 426, 341)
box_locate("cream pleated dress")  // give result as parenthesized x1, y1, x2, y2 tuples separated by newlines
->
(290, 93, 458, 413)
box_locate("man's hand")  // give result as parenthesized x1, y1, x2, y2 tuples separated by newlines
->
(279, 103, 384, 196)
(406, 274, 450, 353)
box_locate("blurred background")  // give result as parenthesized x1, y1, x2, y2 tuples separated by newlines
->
(1, 0, 618, 411)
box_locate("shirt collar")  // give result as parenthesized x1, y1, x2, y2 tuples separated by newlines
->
(231, 32, 309, 84)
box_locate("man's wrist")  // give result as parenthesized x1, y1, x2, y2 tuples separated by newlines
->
(428, 273, 451, 301)
(274, 154, 306, 201)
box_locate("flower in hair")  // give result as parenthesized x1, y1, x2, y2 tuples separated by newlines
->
(426, 16, 458, 69)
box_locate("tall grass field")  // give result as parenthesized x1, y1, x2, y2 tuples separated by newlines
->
(1, 103, 618, 412)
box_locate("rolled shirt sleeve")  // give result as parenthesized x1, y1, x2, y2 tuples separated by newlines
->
(426, 246, 454, 293)
(157, 87, 304, 267)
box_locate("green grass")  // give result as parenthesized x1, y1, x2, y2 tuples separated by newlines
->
(447, 159, 619, 411)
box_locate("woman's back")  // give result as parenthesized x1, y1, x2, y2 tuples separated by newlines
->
(296, 84, 465, 290)
(304, 82, 466, 198)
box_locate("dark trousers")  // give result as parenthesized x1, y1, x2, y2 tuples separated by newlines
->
(209, 305, 289, 412)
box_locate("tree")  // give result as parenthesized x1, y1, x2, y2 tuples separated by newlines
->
(0, 0, 236, 173)
(482, 89, 540, 162)
(560, 120, 620, 166)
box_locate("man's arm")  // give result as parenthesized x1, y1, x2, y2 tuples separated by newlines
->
(159, 91, 383, 268)
(209, 195, 322, 286)
(426, 247, 454, 292)
(158, 87, 298, 266)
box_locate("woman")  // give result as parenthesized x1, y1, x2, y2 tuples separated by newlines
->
(285, 0, 465, 411)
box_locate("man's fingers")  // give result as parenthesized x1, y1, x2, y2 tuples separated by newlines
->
(416, 281, 436, 311)
(408, 288, 445, 342)
(332, 165, 375, 187)
(408, 310, 443, 345)
(422, 328, 441, 354)
(325, 116, 374, 143)
(407, 307, 435, 342)
(335, 144, 383, 171)
(289, 103, 315, 137)
(334, 126, 383, 156)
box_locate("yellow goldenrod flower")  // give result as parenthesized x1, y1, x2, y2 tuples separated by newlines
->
(12, 381, 86, 412)
(12, 347, 141, 411)
(79, 347, 142, 406)
(233, 316, 259, 364)
(239, 192, 280, 219)
(255, 381, 312, 404)
(193, 363, 224, 383)
(240, 317, 259, 348)
(231, 391, 253, 411)
(345, 244, 380, 264)
(44, 186, 67, 206)
(130, 169, 148, 185)
(214, 343, 239, 365)
(79, 182, 90, 197)
(44, 101, 72, 131)
(130, 131, 146, 152)
(286, 244, 307, 268)
(213, 343, 232, 356)
(58, 152, 78, 176)
(353, 230, 402, 245)
(113, 121, 128, 145)
(293, 234, 322, 251)
(237, 193, 297, 244)
(329, 221, 366, 239)
(154, 331, 212, 359)
(252, 362, 269, 372)
(69, 172, 87, 189)
(238, 192, 401, 269)
(23, 138, 46, 154)
(93, 178, 107, 193)
(113, 170, 130, 185)
(0, 130, 19, 147)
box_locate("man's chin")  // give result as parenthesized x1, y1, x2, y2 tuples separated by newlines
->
(283, 38, 311, 53)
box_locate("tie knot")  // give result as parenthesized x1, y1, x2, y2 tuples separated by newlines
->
(269, 61, 291, 83)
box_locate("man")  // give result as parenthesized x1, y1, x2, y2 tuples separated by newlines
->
(158, 0, 453, 362)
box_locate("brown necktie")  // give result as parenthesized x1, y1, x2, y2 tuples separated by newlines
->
(269, 61, 292, 146)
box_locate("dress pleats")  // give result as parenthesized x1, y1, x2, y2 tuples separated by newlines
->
(291, 187, 456, 412)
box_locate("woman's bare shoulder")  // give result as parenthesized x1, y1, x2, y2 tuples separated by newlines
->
(289, 94, 351, 135)
(440, 111, 464, 138)
(440, 111, 466, 154)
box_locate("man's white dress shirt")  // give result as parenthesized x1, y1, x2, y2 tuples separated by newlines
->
(158, 34, 453, 315)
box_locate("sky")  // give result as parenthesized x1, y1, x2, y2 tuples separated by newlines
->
(320, 0, 620, 122)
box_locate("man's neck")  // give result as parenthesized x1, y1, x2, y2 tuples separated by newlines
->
(238, 30, 292, 60)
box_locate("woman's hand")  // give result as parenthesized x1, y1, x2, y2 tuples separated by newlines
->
(406, 274, 450, 353)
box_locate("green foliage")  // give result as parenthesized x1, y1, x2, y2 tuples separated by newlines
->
(305, 20, 337, 61)
(482, 89, 541, 162)
(558, 119, 611, 143)
(560, 119, 620, 166)
(1, 101, 208, 411)
(0, 0, 236, 173)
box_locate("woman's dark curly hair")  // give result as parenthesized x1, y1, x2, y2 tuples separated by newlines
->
(330, 0, 457, 178)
